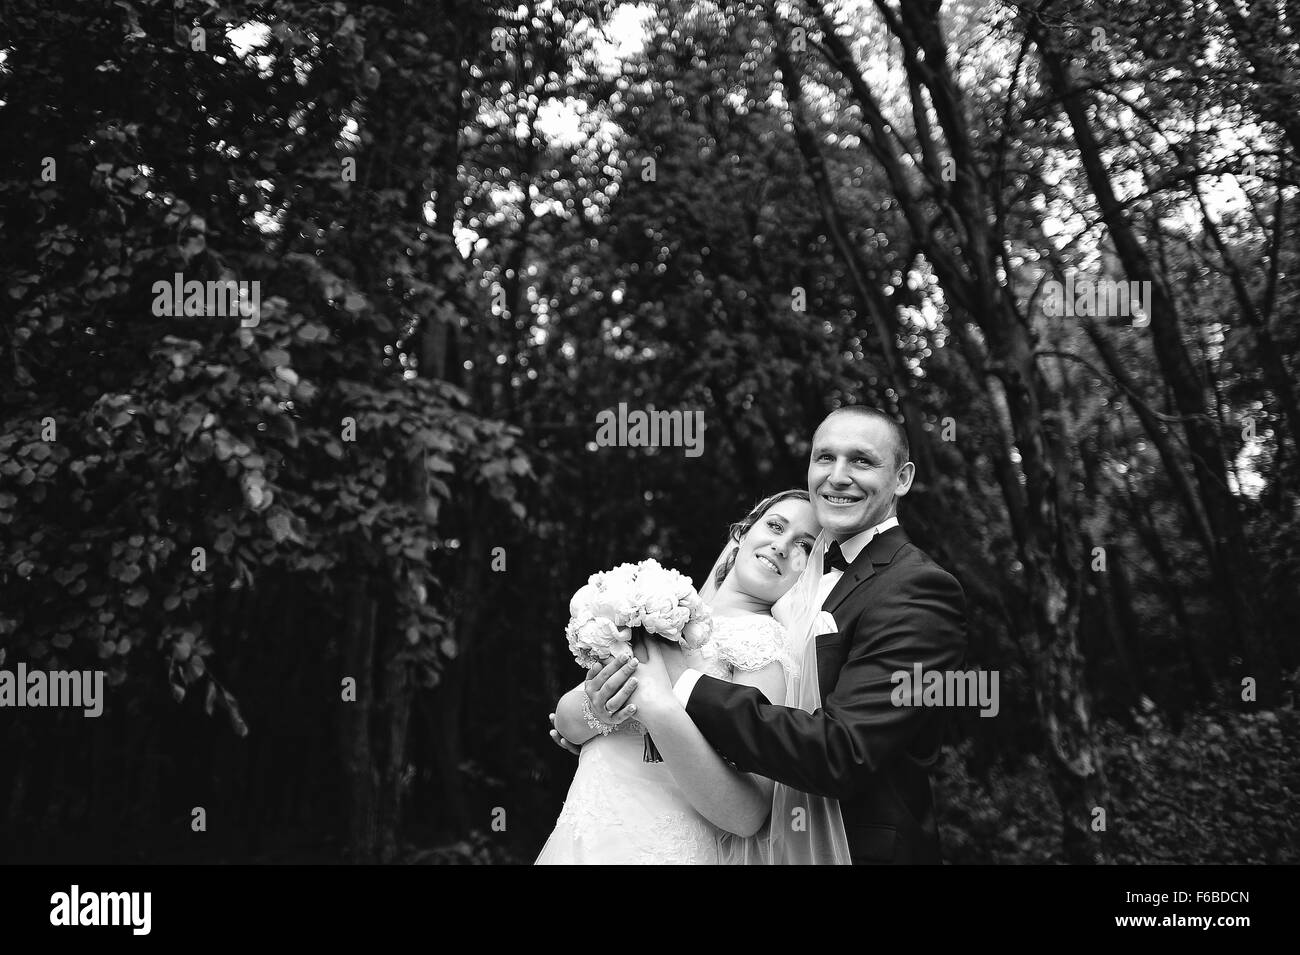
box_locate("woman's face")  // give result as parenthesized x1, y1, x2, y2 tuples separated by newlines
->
(730, 498, 820, 605)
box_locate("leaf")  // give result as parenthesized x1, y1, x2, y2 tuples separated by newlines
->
(124, 586, 149, 607)
(267, 512, 292, 543)
(223, 691, 249, 737)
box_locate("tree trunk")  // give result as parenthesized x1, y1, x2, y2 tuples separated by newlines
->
(339, 577, 379, 862)
(1105, 545, 1146, 707)
(373, 589, 412, 863)
(1117, 462, 1217, 701)
(1079, 313, 1214, 555)
(1030, 19, 1279, 704)
(765, 2, 932, 474)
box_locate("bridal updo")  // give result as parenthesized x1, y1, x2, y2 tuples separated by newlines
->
(713, 489, 812, 589)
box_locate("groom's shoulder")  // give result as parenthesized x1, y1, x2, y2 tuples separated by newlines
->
(892, 537, 964, 598)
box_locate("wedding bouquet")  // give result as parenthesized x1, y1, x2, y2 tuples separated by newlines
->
(565, 558, 714, 761)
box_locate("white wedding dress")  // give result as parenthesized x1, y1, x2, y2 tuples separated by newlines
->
(536, 613, 790, 865)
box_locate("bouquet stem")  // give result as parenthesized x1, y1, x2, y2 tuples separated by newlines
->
(629, 626, 664, 763)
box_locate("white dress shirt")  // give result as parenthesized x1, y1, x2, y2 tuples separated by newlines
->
(672, 515, 901, 706)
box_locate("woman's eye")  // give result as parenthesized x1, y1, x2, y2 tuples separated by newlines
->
(767, 520, 783, 531)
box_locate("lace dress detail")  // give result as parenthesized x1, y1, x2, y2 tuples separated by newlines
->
(536, 613, 790, 865)
(696, 613, 797, 677)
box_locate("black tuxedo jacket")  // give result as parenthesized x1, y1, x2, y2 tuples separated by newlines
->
(686, 525, 967, 864)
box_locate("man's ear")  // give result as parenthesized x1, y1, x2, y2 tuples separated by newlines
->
(895, 460, 916, 497)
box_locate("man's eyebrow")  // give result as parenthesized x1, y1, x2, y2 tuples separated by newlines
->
(813, 445, 882, 458)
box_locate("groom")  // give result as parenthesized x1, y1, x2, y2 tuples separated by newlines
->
(568, 406, 967, 864)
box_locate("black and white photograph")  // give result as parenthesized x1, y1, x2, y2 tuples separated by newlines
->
(0, 0, 1296, 930)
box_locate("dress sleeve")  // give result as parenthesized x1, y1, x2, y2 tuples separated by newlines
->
(715, 616, 798, 676)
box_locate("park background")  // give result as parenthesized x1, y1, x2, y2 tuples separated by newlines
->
(1, 0, 1297, 864)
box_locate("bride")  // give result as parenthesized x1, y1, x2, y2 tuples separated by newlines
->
(536, 489, 842, 864)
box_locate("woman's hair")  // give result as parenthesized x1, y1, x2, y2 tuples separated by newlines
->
(713, 489, 811, 590)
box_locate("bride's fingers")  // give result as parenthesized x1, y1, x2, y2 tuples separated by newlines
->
(603, 672, 639, 714)
(607, 703, 637, 724)
(549, 728, 581, 755)
(585, 653, 630, 697)
(590, 657, 637, 712)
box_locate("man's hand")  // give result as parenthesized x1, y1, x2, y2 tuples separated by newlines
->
(660, 640, 688, 686)
(629, 637, 680, 726)
(548, 713, 582, 756)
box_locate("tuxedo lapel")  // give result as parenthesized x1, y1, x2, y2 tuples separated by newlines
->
(821, 525, 910, 615)
(822, 556, 873, 616)
(816, 526, 912, 695)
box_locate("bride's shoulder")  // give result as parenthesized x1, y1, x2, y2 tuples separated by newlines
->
(710, 613, 790, 672)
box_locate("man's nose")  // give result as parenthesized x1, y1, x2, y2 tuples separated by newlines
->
(828, 459, 851, 485)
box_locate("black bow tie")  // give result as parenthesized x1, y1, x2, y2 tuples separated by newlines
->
(823, 541, 849, 574)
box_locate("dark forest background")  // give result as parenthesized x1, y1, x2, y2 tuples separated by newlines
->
(1, 0, 1297, 865)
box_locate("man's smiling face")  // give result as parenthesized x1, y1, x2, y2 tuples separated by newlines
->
(807, 412, 914, 541)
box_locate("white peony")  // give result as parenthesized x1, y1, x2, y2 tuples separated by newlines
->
(565, 615, 627, 669)
(563, 557, 714, 668)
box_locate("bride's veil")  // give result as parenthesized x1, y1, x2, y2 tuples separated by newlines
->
(699, 530, 852, 865)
